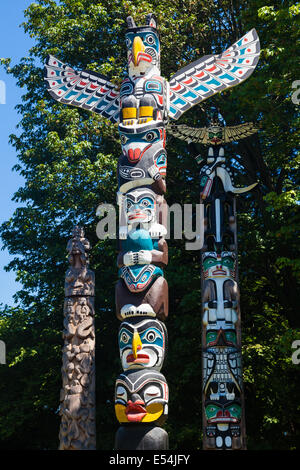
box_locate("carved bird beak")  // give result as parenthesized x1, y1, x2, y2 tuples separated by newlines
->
(132, 331, 142, 359)
(132, 36, 145, 66)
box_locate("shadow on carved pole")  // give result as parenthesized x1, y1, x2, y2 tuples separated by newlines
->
(59, 226, 96, 450)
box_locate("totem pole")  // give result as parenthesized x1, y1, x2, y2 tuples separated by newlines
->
(59, 226, 96, 450)
(44, 13, 260, 450)
(169, 114, 259, 449)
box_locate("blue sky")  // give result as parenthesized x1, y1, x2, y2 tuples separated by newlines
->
(0, 1, 36, 306)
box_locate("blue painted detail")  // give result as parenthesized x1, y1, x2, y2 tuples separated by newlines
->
(64, 90, 78, 99)
(145, 81, 162, 93)
(230, 66, 242, 73)
(182, 90, 197, 99)
(219, 73, 235, 81)
(206, 78, 221, 86)
(75, 93, 88, 102)
(194, 84, 210, 93)
(85, 96, 99, 105)
(173, 97, 186, 106)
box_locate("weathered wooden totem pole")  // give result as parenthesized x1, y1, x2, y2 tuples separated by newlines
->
(44, 12, 260, 450)
(169, 114, 259, 450)
(59, 226, 96, 450)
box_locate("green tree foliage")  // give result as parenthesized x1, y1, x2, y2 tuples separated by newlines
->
(0, 0, 299, 449)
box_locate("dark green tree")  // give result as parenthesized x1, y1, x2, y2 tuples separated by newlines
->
(0, 0, 299, 449)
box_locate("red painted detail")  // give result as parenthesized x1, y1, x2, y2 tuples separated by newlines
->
(53, 61, 57, 65)
(136, 52, 152, 65)
(183, 77, 193, 85)
(52, 82, 56, 85)
(128, 148, 141, 162)
(247, 48, 251, 52)
(127, 354, 150, 364)
(171, 84, 182, 91)
(239, 71, 243, 74)
(100, 88, 108, 93)
(90, 84, 98, 90)
(244, 38, 248, 42)
(195, 71, 205, 78)
(158, 95, 163, 105)
(79, 81, 87, 86)
(206, 65, 216, 72)
(125, 401, 147, 422)
(246, 60, 250, 63)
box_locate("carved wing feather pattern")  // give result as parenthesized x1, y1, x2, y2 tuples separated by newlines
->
(44, 55, 120, 123)
(167, 123, 209, 143)
(168, 122, 258, 144)
(168, 29, 260, 120)
(224, 122, 258, 143)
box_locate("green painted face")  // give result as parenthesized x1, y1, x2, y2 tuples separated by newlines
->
(206, 329, 237, 346)
(206, 331, 218, 345)
(205, 403, 221, 420)
(226, 404, 241, 420)
(205, 402, 241, 422)
(208, 130, 222, 141)
(202, 252, 236, 278)
(203, 256, 217, 271)
(222, 256, 234, 270)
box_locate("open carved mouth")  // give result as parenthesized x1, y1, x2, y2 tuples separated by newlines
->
(126, 353, 150, 364)
(208, 417, 239, 424)
(128, 212, 147, 221)
(125, 402, 147, 422)
(212, 269, 227, 276)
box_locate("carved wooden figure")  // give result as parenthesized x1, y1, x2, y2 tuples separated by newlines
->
(45, 11, 260, 450)
(171, 113, 259, 449)
(59, 227, 96, 450)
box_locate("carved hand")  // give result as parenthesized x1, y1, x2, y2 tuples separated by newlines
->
(137, 250, 152, 264)
(148, 164, 161, 180)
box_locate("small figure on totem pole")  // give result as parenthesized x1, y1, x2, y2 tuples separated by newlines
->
(45, 11, 260, 450)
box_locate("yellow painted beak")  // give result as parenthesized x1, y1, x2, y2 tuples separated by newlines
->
(132, 331, 142, 359)
(132, 36, 145, 66)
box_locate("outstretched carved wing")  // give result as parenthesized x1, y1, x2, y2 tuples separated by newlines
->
(167, 122, 258, 144)
(168, 29, 260, 120)
(223, 122, 258, 142)
(167, 123, 208, 143)
(44, 55, 120, 123)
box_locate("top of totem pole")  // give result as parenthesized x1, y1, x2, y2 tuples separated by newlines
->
(125, 13, 160, 78)
(126, 13, 158, 32)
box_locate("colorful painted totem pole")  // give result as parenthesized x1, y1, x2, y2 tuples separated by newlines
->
(59, 226, 96, 450)
(169, 114, 259, 449)
(44, 13, 260, 450)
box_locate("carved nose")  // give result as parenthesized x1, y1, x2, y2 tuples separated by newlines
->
(217, 410, 230, 418)
(128, 148, 141, 162)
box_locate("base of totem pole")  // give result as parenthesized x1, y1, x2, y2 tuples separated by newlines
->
(115, 425, 169, 450)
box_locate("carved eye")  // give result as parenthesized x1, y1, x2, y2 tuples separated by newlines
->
(141, 199, 150, 207)
(144, 385, 161, 403)
(120, 331, 130, 344)
(126, 200, 133, 210)
(120, 134, 128, 145)
(145, 330, 157, 342)
(145, 34, 155, 45)
(206, 259, 215, 265)
(144, 131, 156, 142)
(116, 386, 127, 403)
(126, 37, 131, 48)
